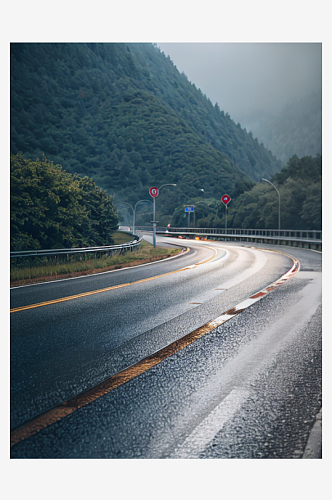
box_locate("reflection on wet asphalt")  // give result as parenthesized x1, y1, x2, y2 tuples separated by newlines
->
(10, 240, 321, 458)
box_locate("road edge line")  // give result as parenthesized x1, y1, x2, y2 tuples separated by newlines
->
(10, 250, 300, 447)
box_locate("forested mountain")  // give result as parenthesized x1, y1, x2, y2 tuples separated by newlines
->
(169, 155, 321, 231)
(11, 154, 119, 251)
(10, 43, 282, 221)
(224, 155, 322, 230)
(245, 91, 322, 163)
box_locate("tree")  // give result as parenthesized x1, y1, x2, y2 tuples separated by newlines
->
(226, 155, 321, 230)
(76, 175, 119, 245)
(10, 154, 119, 250)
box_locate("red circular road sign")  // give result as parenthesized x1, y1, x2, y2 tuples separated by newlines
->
(149, 186, 159, 198)
(221, 194, 231, 205)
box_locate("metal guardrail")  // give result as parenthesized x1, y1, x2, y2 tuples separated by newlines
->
(134, 226, 322, 251)
(10, 237, 143, 260)
(162, 227, 322, 251)
(11, 225, 322, 261)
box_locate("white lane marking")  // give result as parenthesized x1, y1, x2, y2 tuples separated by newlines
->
(209, 313, 237, 327)
(233, 296, 263, 310)
(170, 388, 250, 459)
(208, 298, 264, 328)
(203, 255, 300, 329)
(214, 247, 268, 290)
(167, 254, 300, 459)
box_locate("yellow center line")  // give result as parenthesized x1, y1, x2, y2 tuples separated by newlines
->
(10, 246, 218, 313)
(10, 251, 299, 447)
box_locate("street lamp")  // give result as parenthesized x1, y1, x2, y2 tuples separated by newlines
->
(119, 201, 152, 236)
(262, 178, 281, 231)
(160, 183, 177, 190)
(118, 202, 134, 234)
(133, 200, 153, 235)
(151, 183, 177, 247)
(192, 200, 206, 228)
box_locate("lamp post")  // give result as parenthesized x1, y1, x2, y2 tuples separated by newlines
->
(119, 202, 134, 234)
(133, 200, 153, 236)
(150, 183, 177, 247)
(262, 178, 281, 232)
(192, 200, 206, 228)
(119, 200, 152, 236)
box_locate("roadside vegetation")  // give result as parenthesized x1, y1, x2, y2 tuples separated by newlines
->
(188, 154, 322, 230)
(10, 154, 119, 251)
(10, 238, 182, 287)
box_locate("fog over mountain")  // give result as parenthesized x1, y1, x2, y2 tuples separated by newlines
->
(158, 43, 322, 161)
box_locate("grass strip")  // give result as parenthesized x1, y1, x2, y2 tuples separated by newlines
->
(10, 240, 182, 287)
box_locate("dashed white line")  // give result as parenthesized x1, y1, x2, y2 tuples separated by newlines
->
(170, 388, 250, 458)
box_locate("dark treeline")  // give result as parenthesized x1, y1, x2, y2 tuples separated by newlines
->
(11, 154, 119, 251)
(10, 153, 321, 253)
(186, 155, 321, 231)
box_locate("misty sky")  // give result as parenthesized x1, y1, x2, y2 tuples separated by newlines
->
(157, 43, 322, 128)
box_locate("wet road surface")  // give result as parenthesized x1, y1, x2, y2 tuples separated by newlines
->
(10, 237, 322, 458)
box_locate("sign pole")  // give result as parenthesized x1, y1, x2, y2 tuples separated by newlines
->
(149, 187, 159, 248)
(185, 206, 194, 228)
(153, 197, 156, 248)
(221, 194, 231, 240)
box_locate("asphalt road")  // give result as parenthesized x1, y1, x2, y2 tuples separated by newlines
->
(10, 236, 322, 458)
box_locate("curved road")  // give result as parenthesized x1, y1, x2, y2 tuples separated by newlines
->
(10, 236, 322, 458)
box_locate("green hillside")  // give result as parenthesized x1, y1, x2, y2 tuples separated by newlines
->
(10, 43, 282, 222)
(226, 154, 322, 230)
(11, 154, 119, 251)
